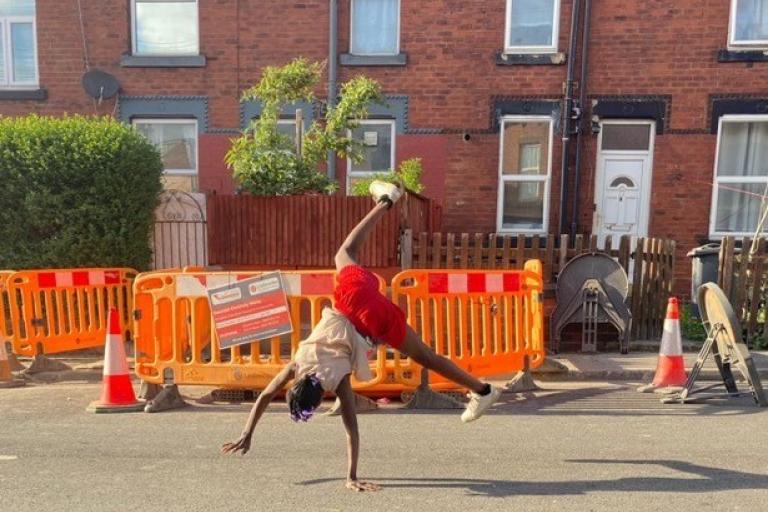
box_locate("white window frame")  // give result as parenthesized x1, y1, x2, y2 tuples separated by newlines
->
(346, 119, 396, 194)
(496, 115, 553, 234)
(130, 0, 200, 56)
(350, 0, 401, 56)
(0, 10, 39, 89)
(709, 114, 768, 237)
(504, 0, 561, 54)
(132, 118, 199, 176)
(729, 0, 768, 49)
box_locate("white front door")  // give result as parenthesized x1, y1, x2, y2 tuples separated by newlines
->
(593, 120, 655, 249)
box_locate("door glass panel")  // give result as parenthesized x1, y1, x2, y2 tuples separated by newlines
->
(609, 176, 635, 188)
(601, 124, 651, 151)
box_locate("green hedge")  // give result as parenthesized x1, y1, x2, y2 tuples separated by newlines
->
(0, 115, 163, 270)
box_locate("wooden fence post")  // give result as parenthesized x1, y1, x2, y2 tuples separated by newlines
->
(400, 229, 413, 270)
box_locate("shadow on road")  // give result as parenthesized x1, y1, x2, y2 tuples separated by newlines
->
(176, 384, 766, 417)
(362, 385, 765, 417)
(297, 459, 768, 497)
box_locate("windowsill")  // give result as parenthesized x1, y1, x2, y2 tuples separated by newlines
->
(120, 54, 207, 68)
(496, 51, 566, 65)
(717, 48, 768, 62)
(340, 53, 407, 66)
(0, 88, 47, 100)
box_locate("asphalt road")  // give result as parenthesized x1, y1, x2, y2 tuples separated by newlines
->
(1, 382, 767, 512)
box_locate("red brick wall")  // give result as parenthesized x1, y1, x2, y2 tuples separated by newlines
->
(2, 0, 768, 294)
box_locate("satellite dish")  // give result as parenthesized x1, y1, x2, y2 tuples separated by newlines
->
(81, 69, 120, 100)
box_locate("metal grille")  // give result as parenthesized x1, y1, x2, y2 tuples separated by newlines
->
(152, 189, 208, 270)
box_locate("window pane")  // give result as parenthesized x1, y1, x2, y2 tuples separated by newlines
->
(715, 182, 768, 233)
(0, 0, 35, 16)
(717, 121, 768, 177)
(277, 121, 297, 144)
(735, 0, 768, 41)
(351, 0, 398, 55)
(502, 121, 549, 175)
(601, 124, 651, 151)
(508, 0, 555, 47)
(161, 175, 198, 192)
(135, 122, 197, 172)
(520, 143, 541, 173)
(11, 23, 35, 83)
(502, 181, 545, 230)
(135, 1, 198, 55)
(351, 123, 393, 172)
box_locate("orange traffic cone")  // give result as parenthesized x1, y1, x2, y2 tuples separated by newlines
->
(638, 297, 688, 393)
(0, 342, 25, 388)
(87, 308, 144, 413)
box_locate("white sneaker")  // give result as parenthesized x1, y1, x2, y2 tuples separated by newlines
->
(461, 385, 502, 423)
(369, 180, 403, 208)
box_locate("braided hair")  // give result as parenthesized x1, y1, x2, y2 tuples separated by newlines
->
(286, 373, 324, 422)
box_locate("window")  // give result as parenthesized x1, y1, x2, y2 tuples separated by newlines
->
(504, 0, 560, 54)
(132, 0, 198, 56)
(730, 0, 768, 47)
(519, 143, 541, 200)
(347, 120, 395, 193)
(497, 117, 553, 233)
(133, 119, 198, 192)
(351, 0, 400, 55)
(711, 116, 768, 235)
(277, 119, 298, 145)
(0, 0, 37, 88)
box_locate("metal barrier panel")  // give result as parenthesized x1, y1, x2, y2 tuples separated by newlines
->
(7, 269, 136, 356)
(1, 271, 15, 345)
(390, 260, 545, 391)
(133, 270, 390, 391)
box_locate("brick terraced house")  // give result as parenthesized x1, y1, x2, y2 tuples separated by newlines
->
(1, 0, 768, 288)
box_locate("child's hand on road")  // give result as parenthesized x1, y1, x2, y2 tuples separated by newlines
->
(221, 434, 252, 455)
(345, 479, 382, 492)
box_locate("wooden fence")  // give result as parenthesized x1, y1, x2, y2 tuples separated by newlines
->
(405, 232, 676, 340)
(207, 192, 441, 268)
(718, 236, 768, 347)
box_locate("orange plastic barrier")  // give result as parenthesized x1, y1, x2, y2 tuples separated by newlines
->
(133, 263, 545, 394)
(133, 270, 391, 391)
(1, 271, 14, 345)
(7, 268, 136, 356)
(387, 260, 545, 391)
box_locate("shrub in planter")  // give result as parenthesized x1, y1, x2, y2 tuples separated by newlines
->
(0, 115, 163, 270)
(350, 158, 425, 196)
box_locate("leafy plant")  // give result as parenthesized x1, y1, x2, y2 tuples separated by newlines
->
(227, 58, 385, 196)
(0, 115, 163, 270)
(350, 158, 425, 196)
(680, 303, 707, 342)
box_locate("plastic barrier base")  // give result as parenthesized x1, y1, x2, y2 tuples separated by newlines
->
(505, 370, 540, 392)
(145, 384, 188, 413)
(23, 355, 72, 375)
(324, 393, 379, 416)
(7, 352, 26, 372)
(138, 381, 162, 401)
(403, 387, 464, 409)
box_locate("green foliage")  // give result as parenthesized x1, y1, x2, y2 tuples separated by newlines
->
(350, 158, 426, 196)
(680, 303, 707, 342)
(227, 58, 384, 196)
(0, 115, 163, 270)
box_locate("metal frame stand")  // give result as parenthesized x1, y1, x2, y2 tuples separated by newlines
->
(662, 320, 767, 406)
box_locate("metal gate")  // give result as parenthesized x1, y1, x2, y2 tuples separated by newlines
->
(152, 190, 208, 270)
